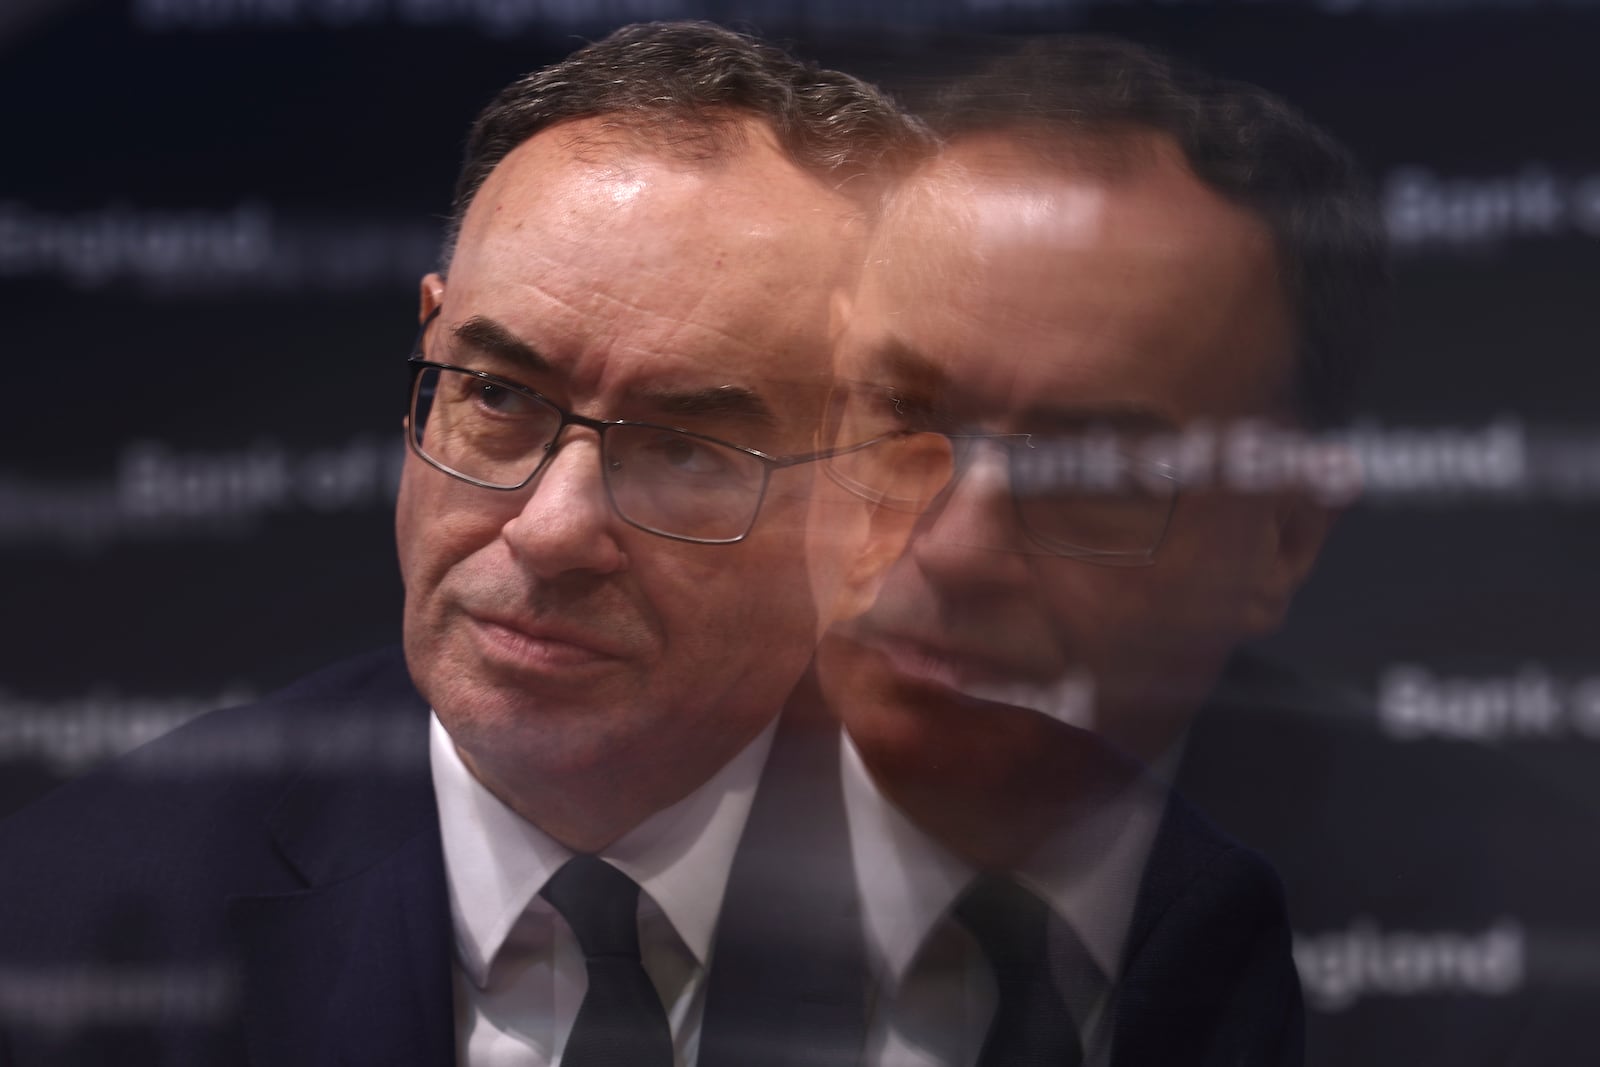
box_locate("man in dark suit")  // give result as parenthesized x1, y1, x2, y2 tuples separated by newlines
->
(810, 37, 1385, 1065)
(0, 22, 942, 1066)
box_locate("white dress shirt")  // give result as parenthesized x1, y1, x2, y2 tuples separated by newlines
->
(840, 731, 1169, 1067)
(430, 712, 777, 1067)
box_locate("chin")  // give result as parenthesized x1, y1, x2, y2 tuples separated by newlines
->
(441, 693, 632, 780)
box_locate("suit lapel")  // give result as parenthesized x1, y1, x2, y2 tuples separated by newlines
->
(227, 687, 455, 1067)
(229, 825, 454, 1067)
(1106, 789, 1300, 1067)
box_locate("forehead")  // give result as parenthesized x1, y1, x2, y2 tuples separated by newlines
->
(446, 116, 863, 421)
(849, 134, 1293, 423)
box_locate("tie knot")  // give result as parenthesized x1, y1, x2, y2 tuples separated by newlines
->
(953, 873, 1051, 974)
(541, 855, 643, 960)
(953, 874, 1084, 1067)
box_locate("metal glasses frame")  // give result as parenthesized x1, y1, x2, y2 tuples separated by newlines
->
(939, 431, 1181, 567)
(405, 312, 908, 545)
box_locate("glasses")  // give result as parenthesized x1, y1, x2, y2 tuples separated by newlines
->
(406, 316, 903, 545)
(939, 431, 1181, 566)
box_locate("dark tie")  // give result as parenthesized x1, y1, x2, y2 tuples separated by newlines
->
(954, 874, 1084, 1067)
(540, 855, 675, 1067)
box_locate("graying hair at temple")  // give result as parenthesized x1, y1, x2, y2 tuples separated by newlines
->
(929, 36, 1390, 429)
(440, 20, 934, 272)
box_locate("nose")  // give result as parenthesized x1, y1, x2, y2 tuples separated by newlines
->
(500, 426, 627, 578)
(908, 442, 1032, 587)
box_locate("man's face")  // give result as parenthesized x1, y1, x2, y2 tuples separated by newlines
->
(397, 118, 864, 828)
(822, 134, 1319, 763)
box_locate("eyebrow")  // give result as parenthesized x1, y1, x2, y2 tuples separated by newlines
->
(859, 340, 950, 404)
(451, 316, 554, 375)
(452, 315, 779, 431)
(855, 339, 1179, 434)
(833, 339, 954, 431)
(632, 384, 779, 431)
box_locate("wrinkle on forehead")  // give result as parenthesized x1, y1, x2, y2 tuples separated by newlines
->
(445, 117, 861, 425)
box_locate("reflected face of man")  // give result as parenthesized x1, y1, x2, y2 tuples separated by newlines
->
(396, 117, 864, 834)
(822, 134, 1310, 761)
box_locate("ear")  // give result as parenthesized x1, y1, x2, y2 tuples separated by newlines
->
(829, 287, 853, 346)
(1242, 489, 1339, 636)
(823, 432, 954, 623)
(406, 274, 449, 435)
(419, 273, 446, 323)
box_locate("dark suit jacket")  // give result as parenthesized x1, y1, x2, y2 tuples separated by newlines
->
(0, 649, 1300, 1066)
(0, 648, 452, 1066)
(1106, 785, 1304, 1066)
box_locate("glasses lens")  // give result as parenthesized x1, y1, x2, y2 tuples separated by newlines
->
(412, 366, 561, 488)
(605, 425, 769, 543)
(998, 433, 1176, 561)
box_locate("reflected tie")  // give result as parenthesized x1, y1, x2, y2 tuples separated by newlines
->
(540, 855, 675, 1067)
(954, 874, 1084, 1067)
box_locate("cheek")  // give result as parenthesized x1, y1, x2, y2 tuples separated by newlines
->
(1125, 495, 1279, 630)
(1032, 535, 1244, 658)
(395, 461, 507, 601)
(629, 549, 820, 734)
(715, 531, 822, 657)
(804, 487, 874, 630)
(1033, 566, 1142, 652)
(1177, 494, 1279, 579)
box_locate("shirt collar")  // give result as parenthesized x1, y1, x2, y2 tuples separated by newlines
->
(839, 728, 1167, 988)
(430, 711, 777, 990)
(840, 729, 970, 988)
(1019, 757, 1168, 983)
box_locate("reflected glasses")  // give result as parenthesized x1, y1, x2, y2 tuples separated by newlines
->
(940, 431, 1180, 566)
(406, 316, 900, 545)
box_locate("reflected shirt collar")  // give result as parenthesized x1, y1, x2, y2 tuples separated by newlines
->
(840, 728, 1167, 988)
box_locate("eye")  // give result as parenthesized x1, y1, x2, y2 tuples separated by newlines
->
(473, 381, 537, 417)
(646, 433, 730, 475)
(613, 427, 756, 487)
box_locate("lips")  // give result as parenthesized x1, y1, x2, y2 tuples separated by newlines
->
(856, 630, 1095, 727)
(869, 632, 1034, 690)
(467, 612, 630, 671)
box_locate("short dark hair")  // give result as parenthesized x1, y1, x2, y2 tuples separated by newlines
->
(929, 36, 1388, 428)
(443, 20, 931, 270)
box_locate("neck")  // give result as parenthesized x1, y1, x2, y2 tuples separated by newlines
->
(844, 697, 1141, 872)
(456, 724, 768, 853)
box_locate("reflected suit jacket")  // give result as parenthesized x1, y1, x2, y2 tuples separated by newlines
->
(0, 648, 1300, 1066)
(1177, 655, 1600, 1067)
(702, 683, 1305, 1067)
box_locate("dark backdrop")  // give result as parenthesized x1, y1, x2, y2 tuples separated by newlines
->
(3, 2, 1597, 1063)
